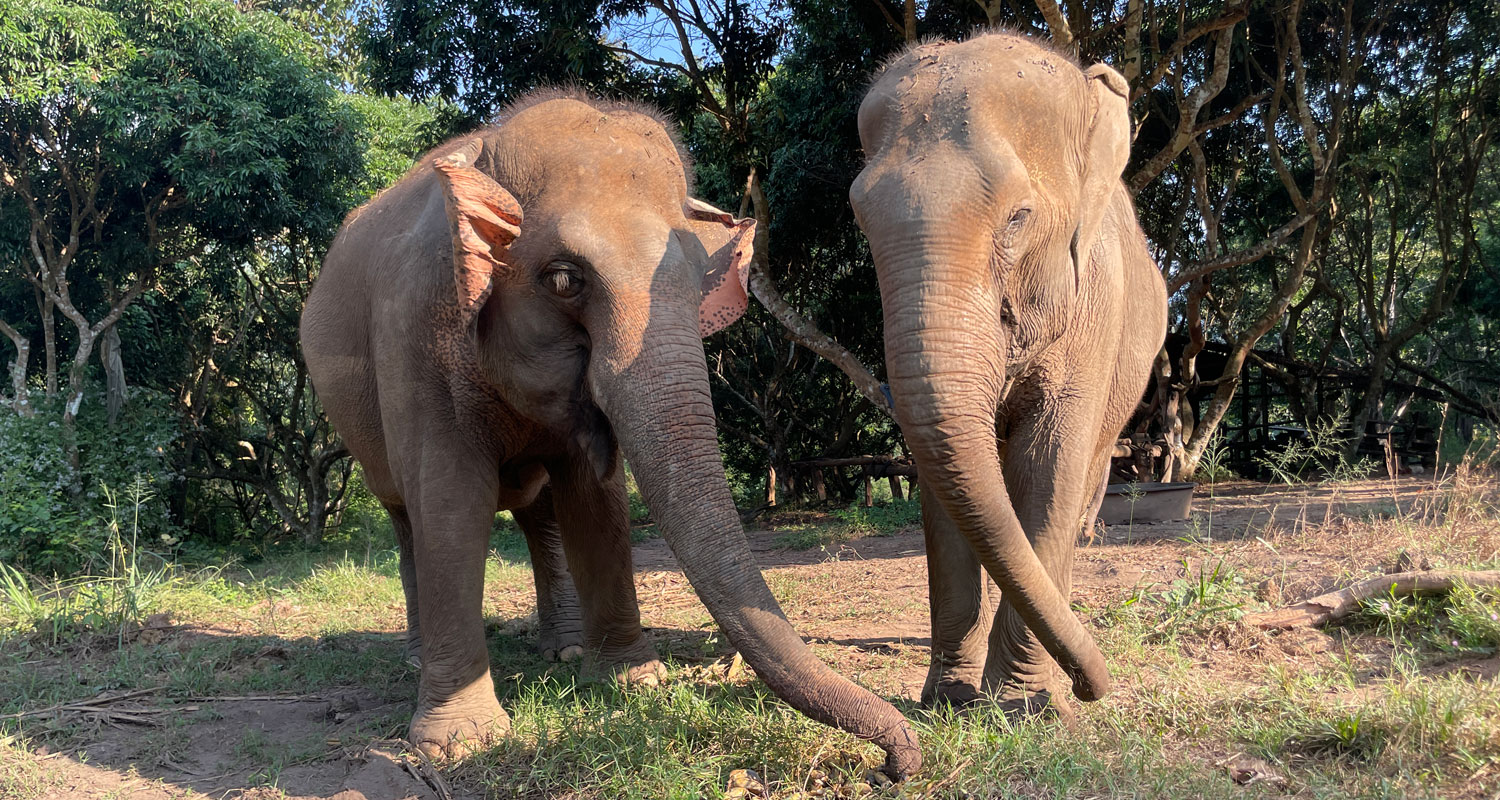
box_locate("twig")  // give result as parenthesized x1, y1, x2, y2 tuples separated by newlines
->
(179, 693, 328, 703)
(1246, 569, 1500, 629)
(917, 757, 974, 799)
(5, 686, 162, 719)
(387, 738, 454, 800)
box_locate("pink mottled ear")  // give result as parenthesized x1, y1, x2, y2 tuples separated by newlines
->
(685, 198, 756, 337)
(432, 139, 523, 317)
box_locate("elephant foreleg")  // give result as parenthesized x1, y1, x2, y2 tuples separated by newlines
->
(548, 456, 665, 685)
(387, 503, 422, 668)
(512, 487, 586, 662)
(981, 407, 1110, 712)
(918, 476, 1002, 707)
(406, 447, 510, 757)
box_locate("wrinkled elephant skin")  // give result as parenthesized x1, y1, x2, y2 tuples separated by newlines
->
(851, 34, 1168, 709)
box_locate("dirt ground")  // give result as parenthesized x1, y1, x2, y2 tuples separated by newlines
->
(5, 477, 1496, 799)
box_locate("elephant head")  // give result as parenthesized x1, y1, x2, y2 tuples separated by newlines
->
(848, 36, 1131, 702)
(430, 96, 919, 776)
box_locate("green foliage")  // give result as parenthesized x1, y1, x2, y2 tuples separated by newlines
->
(0, 0, 382, 563)
(1359, 581, 1500, 655)
(1192, 432, 1236, 484)
(0, 477, 176, 644)
(1255, 419, 1376, 485)
(0, 388, 178, 575)
(1100, 553, 1248, 638)
(830, 496, 922, 537)
(343, 92, 443, 196)
(771, 495, 921, 550)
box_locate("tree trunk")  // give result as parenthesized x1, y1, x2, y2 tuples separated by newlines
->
(100, 323, 127, 426)
(33, 286, 56, 399)
(0, 319, 32, 417)
(887, 473, 904, 500)
(1345, 346, 1390, 463)
(1155, 346, 1178, 482)
(1247, 570, 1500, 629)
(1179, 222, 1323, 476)
(59, 326, 95, 481)
(765, 463, 777, 507)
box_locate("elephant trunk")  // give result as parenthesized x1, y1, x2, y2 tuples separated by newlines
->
(878, 245, 1111, 702)
(591, 317, 921, 778)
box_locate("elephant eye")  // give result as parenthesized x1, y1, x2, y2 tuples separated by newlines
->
(1007, 207, 1032, 228)
(542, 262, 584, 299)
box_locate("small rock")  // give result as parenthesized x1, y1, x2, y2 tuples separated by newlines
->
(1219, 752, 1288, 789)
(1255, 578, 1282, 605)
(726, 768, 766, 797)
(1389, 549, 1433, 573)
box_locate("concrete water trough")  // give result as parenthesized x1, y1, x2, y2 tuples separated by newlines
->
(1098, 481, 1196, 524)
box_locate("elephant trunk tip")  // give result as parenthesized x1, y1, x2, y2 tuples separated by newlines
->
(1065, 651, 1111, 702)
(880, 727, 923, 781)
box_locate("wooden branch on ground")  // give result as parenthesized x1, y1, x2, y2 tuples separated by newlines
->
(5, 686, 163, 719)
(1245, 570, 1500, 629)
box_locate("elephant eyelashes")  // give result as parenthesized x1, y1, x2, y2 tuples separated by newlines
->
(543, 263, 585, 299)
(1000, 208, 1032, 249)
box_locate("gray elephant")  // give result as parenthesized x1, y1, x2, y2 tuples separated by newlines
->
(302, 92, 919, 775)
(849, 34, 1168, 710)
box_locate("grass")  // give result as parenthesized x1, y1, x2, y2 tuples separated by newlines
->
(1, 477, 1498, 798)
(770, 497, 923, 550)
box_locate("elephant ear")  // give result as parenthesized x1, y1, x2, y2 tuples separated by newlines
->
(684, 197, 756, 337)
(432, 138, 524, 320)
(1071, 63, 1131, 290)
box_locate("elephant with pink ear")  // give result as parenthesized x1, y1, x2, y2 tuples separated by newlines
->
(301, 91, 921, 777)
(850, 32, 1168, 711)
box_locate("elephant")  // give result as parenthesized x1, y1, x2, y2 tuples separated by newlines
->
(849, 33, 1168, 711)
(300, 91, 920, 776)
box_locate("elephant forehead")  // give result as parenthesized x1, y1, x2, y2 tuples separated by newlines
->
(501, 105, 689, 203)
(866, 37, 1089, 175)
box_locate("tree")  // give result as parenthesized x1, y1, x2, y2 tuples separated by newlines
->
(0, 0, 365, 515)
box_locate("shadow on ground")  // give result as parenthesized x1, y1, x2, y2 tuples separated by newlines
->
(3, 617, 731, 799)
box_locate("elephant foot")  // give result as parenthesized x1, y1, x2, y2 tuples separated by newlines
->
(989, 682, 1074, 722)
(410, 672, 510, 759)
(537, 625, 585, 663)
(920, 678, 983, 709)
(920, 655, 986, 709)
(403, 631, 422, 669)
(591, 639, 667, 687)
(614, 657, 668, 687)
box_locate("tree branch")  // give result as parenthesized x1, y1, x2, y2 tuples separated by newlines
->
(741, 168, 894, 420)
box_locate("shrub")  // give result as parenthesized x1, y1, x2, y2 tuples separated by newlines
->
(0, 385, 179, 575)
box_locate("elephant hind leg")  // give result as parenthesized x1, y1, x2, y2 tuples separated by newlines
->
(511, 487, 585, 662)
(548, 456, 663, 685)
(386, 503, 422, 668)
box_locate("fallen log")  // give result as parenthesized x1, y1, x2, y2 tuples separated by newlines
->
(1245, 569, 1500, 629)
